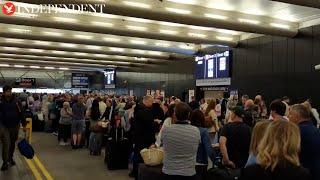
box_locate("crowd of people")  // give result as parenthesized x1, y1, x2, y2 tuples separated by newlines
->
(1, 85, 320, 180)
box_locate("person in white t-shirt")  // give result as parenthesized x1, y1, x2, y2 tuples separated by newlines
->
(200, 98, 208, 113)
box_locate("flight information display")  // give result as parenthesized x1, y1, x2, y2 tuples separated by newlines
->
(195, 50, 231, 79)
(72, 73, 89, 88)
(104, 69, 116, 89)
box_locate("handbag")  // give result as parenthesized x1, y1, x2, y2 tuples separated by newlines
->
(17, 132, 35, 159)
(140, 148, 164, 166)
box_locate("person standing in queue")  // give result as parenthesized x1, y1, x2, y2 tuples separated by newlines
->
(132, 95, 156, 180)
(71, 95, 86, 149)
(0, 85, 26, 171)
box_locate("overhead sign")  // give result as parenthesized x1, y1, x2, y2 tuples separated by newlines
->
(15, 78, 36, 87)
(200, 86, 229, 91)
(196, 78, 231, 86)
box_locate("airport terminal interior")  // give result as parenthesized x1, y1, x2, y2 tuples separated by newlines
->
(0, 0, 320, 180)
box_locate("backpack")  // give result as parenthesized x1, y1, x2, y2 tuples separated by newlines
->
(18, 139, 35, 159)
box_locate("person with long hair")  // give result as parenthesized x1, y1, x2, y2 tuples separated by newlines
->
(245, 120, 270, 167)
(58, 102, 72, 146)
(190, 110, 215, 179)
(205, 99, 219, 144)
(241, 120, 311, 180)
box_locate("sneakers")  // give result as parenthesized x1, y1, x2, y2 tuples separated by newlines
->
(1, 163, 8, 171)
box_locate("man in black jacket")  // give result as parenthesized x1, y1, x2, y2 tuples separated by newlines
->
(0, 85, 26, 171)
(132, 95, 155, 179)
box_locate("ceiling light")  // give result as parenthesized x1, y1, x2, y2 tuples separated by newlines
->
(238, 18, 260, 24)
(204, 13, 228, 20)
(59, 43, 78, 48)
(167, 0, 197, 4)
(14, 65, 25, 68)
(59, 67, 69, 70)
(130, 40, 147, 45)
(148, 51, 163, 55)
(123, 1, 151, 9)
(3, 47, 19, 51)
(165, 7, 191, 14)
(30, 66, 40, 69)
(126, 25, 148, 31)
(33, 41, 52, 45)
(155, 42, 170, 47)
(216, 36, 233, 41)
(53, 17, 78, 23)
(94, 54, 109, 58)
(52, 50, 66, 54)
(29, 49, 44, 53)
(86, 45, 102, 50)
(103, 37, 121, 42)
(73, 52, 88, 56)
(160, 29, 178, 35)
(189, 26, 212, 31)
(179, 44, 194, 49)
(243, 9, 265, 16)
(91, 21, 114, 27)
(5, 38, 24, 43)
(188, 33, 207, 38)
(44, 66, 55, 69)
(14, 12, 38, 18)
(109, 48, 125, 52)
(43, 32, 63, 36)
(215, 29, 240, 35)
(0, 64, 10, 67)
(125, 17, 153, 23)
(158, 22, 184, 27)
(131, 50, 146, 54)
(91, 13, 119, 19)
(73, 35, 93, 39)
(270, 23, 290, 29)
(8, 28, 31, 33)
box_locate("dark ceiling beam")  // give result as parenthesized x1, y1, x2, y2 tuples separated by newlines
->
(0, 49, 168, 65)
(0, 32, 195, 55)
(0, 54, 145, 68)
(271, 0, 320, 9)
(0, 16, 237, 47)
(0, 42, 191, 60)
(11, 0, 298, 37)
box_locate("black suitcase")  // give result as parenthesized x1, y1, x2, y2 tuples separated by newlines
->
(105, 127, 131, 170)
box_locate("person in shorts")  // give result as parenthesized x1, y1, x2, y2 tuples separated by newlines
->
(71, 95, 86, 149)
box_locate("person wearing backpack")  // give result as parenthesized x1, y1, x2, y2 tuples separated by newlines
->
(0, 85, 27, 171)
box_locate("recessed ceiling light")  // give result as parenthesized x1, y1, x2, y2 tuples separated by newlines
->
(103, 37, 121, 42)
(8, 28, 31, 33)
(165, 7, 191, 14)
(59, 67, 69, 70)
(14, 65, 25, 68)
(44, 66, 55, 69)
(216, 36, 233, 41)
(73, 52, 88, 56)
(188, 33, 207, 38)
(167, 0, 197, 5)
(94, 54, 109, 58)
(160, 29, 178, 35)
(73, 34, 93, 39)
(5, 38, 24, 43)
(91, 13, 119, 19)
(43, 31, 63, 36)
(155, 42, 170, 47)
(3, 47, 19, 51)
(238, 18, 260, 24)
(33, 41, 52, 45)
(109, 47, 125, 52)
(52, 50, 66, 54)
(130, 40, 147, 45)
(270, 23, 290, 29)
(29, 49, 44, 53)
(204, 13, 228, 20)
(179, 44, 194, 49)
(131, 50, 146, 54)
(0, 64, 10, 67)
(30, 66, 40, 69)
(53, 17, 78, 23)
(91, 21, 114, 27)
(148, 51, 163, 55)
(189, 26, 212, 31)
(123, 1, 151, 8)
(86, 45, 102, 50)
(14, 12, 38, 18)
(125, 17, 153, 23)
(59, 43, 78, 48)
(215, 29, 240, 35)
(158, 22, 184, 27)
(126, 25, 148, 31)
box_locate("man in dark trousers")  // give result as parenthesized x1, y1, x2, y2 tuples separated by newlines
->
(132, 95, 155, 179)
(189, 96, 199, 110)
(0, 85, 26, 171)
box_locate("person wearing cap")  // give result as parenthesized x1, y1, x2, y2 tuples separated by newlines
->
(219, 106, 251, 169)
(0, 85, 27, 171)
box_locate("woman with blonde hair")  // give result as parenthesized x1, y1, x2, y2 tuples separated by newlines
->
(241, 120, 311, 180)
(245, 120, 270, 167)
(205, 99, 219, 144)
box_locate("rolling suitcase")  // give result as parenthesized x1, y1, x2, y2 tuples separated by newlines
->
(89, 132, 102, 156)
(105, 127, 131, 170)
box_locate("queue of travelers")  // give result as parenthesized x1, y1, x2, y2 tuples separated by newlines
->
(1, 86, 320, 180)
